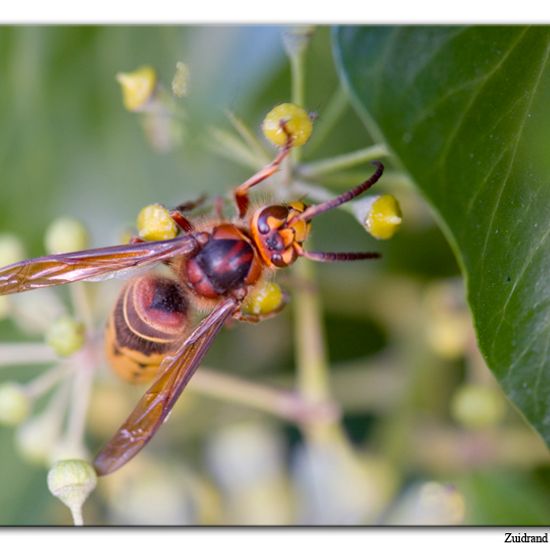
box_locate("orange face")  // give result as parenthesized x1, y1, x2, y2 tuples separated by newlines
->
(249, 201, 311, 268)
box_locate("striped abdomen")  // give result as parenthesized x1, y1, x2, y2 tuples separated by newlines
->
(105, 275, 189, 383)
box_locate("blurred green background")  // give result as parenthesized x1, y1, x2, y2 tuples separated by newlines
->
(0, 26, 549, 526)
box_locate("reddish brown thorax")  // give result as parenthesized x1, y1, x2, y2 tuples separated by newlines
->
(184, 224, 262, 299)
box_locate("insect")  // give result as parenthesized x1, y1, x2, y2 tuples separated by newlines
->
(0, 136, 385, 476)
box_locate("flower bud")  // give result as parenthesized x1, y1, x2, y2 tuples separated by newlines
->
(116, 65, 157, 112)
(386, 481, 465, 525)
(262, 103, 313, 148)
(171, 62, 190, 98)
(426, 313, 470, 360)
(45, 217, 90, 255)
(47, 459, 97, 526)
(359, 194, 402, 240)
(423, 281, 470, 359)
(137, 203, 178, 241)
(0, 383, 31, 426)
(282, 26, 315, 59)
(11, 288, 66, 335)
(46, 316, 86, 357)
(16, 409, 61, 465)
(450, 383, 506, 429)
(0, 233, 25, 266)
(241, 282, 286, 317)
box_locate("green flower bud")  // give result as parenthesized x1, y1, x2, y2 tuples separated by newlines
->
(450, 384, 507, 429)
(46, 316, 85, 357)
(47, 459, 97, 526)
(282, 26, 315, 58)
(0, 383, 31, 426)
(16, 410, 61, 465)
(45, 217, 90, 255)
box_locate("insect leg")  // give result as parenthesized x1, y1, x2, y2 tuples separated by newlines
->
(169, 210, 194, 233)
(233, 125, 293, 218)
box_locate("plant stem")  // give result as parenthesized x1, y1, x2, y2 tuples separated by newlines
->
(298, 144, 389, 178)
(286, 26, 344, 444)
(24, 362, 71, 399)
(69, 505, 84, 527)
(225, 110, 271, 164)
(70, 284, 94, 333)
(64, 344, 96, 456)
(292, 260, 330, 403)
(286, 26, 311, 165)
(191, 368, 338, 425)
(0, 343, 58, 367)
(305, 169, 413, 189)
(206, 126, 265, 171)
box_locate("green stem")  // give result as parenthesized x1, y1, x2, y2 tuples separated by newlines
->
(225, 110, 271, 164)
(206, 126, 265, 171)
(298, 144, 389, 178)
(290, 53, 306, 113)
(304, 169, 412, 189)
(70, 284, 94, 333)
(24, 362, 71, 399)
(287, 28, 308, 165)
(285, 28, 344, 443)
(69, 504, 84, 526)
(292, 260, 331, 403)
(191, 368, 337, 425)
(63, 344, 97, 456)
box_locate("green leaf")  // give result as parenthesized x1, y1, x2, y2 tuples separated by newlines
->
(334, 26, 550, 445)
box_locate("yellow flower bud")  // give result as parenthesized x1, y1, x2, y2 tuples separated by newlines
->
(45, 217, 90, 254)
(46, 316, 86, 357)
(426, 313, 470, 360)
(242, 282, 286, 317)
(137, 203, 178, 241)
(364, 195, 402, 240)
(450, 384, 507, 430)
(47, 459, 97, 526)
(116, 65, 157, 112)
(0, 383, 31, 426)
(262, 103, 313, 148)
(0, 233, 25, 266)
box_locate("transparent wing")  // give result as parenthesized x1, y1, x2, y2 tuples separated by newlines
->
(93, 297, 239, 476)
(0, 236, 198, 295)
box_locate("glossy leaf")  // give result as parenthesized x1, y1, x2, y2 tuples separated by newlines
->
(334, 26, 550, 445)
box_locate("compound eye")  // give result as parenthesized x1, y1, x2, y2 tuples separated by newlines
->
(257, 205, 289, 235)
